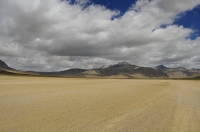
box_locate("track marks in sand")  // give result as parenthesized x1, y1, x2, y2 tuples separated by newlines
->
(0, 77, 200, 132)
(172, 82, 200, 132)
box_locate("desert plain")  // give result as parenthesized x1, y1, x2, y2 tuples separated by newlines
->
(0, 76, 200, 132)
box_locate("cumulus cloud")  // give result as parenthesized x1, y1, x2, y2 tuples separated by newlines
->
(0, 0, 200, 71)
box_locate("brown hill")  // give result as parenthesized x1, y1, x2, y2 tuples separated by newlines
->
(1, 59, 200, 79)
(155, 65, 200, 78)
(81, 62, 168, 78)
(0, 60, 38, 76)
(35, 69, 87, 76)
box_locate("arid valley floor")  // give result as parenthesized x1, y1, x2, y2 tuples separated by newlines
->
(0, 76, 200, 132)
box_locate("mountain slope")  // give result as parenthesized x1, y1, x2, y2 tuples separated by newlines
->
(155, 65, 169, 69)
(88, 62, 168, 78)
(0, 60, 11, 69)
(0, 69, 37, 76)
(0, 69, 18, 75)
(0, 60, 39, 76)
(155, 65, 200, 78)
(195, 75, 200, 79)
(1, 59, 200, 79)
(36, 69, 87, 76)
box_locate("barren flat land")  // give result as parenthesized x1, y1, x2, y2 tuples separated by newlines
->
(0, 76, 200, 132)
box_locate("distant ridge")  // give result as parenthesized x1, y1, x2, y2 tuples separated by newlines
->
(154, 64, 200, 78)
(100, 61, 132, 69)
(155, 65, 169, 69)
(0, 60, 39, 76)
(0, 60, 10, 69)
(97, 62, 168, 78)
(111, 61, 132, 67)
(0, 60, 200, 78)
(36, 68, 87, 76)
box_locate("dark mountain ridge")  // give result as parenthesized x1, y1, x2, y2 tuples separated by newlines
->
(35, 68, 87, 76)
(0, 59, 200, 78)
(97, 62, 168, 78)
(155, 65, 169, 69)
(155, 64, 200, 78)
(0, 60, 10, 69)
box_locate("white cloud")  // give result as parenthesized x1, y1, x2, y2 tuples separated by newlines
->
(0, 0, 200, 71)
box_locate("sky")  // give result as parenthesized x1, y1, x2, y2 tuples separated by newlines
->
(0, 0, 200, 71)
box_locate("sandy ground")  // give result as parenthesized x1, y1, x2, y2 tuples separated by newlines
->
(0, 76, 200, 132)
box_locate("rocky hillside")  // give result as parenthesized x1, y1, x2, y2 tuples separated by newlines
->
(36, 69, 87, 76)
(0, 60, 11, 69)
(155, 65, 200, 78)
(1, 59, 200, 78)
(81, 62, 168, 78)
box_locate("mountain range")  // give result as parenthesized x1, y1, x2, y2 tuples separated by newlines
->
(0, 60, 200, 79)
